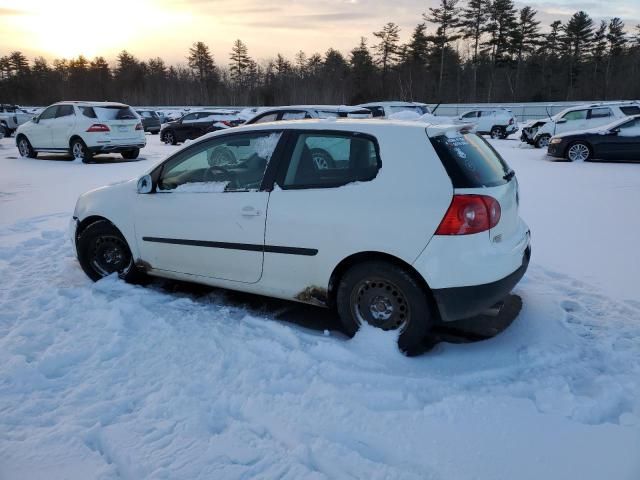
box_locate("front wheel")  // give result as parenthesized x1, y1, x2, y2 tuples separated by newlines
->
(566, 142, 591, 162)
(535, 134, 550, 149)
(17, 136, 37, 158)
(336, 261, 434, 355)
(76, 220, 144, 283)
(70, 138, 93, 163)
(121, 148, 140, 160)
(162, 130, 177, 145)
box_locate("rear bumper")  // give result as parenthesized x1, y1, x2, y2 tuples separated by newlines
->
(433, 244, 531, 322)
(89, 143, 145, 153)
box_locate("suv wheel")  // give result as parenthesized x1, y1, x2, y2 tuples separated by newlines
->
(162, 130, 177, 145)
(566, 142, 591, 162)
(121, 148, 140, 160)
(17, 136, 37, 158)
(336, 261, 434, 355)
(76, 220, 145, 283)
(535, 134, 551, 149)
(490, 126, 505, 139)
(70, 138, 93, 163)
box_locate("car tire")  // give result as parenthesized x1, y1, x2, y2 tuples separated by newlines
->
(76, 220, 146, 283)
(121, 148, 140, 160)
(17, 135, 37, 158)
(70, 138, 93, 163)
(534, 134, 551, 149)
(565, 141, 592, 162)
(490, 126, 505, 139)
(336, 260, 435, 355)
(162, 130, 177, 145)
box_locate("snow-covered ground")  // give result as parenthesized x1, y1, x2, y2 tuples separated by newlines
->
(1, 133, 639, 479)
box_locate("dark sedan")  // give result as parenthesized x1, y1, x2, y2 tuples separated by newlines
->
(547, 115, 640, 162)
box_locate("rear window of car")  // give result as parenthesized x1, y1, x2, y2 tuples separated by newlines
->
(620, 106, 640, 115)
(94, 106, 137, 120)
(429, 132, 511, 188)
(137, 110, 156, 118)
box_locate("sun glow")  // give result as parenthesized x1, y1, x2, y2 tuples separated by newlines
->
(6, 0, 190, 60)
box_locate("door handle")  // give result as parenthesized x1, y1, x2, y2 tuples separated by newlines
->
(241, 206, 261, 216)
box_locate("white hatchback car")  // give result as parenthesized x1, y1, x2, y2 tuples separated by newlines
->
(70, 120, 531, 354)
(15, 101, 146, 162)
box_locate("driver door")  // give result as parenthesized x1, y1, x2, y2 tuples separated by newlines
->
(134, 130, 284, 283)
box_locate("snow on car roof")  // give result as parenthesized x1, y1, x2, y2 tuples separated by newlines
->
(55, 101, 131, 108)
(357, 101, 420, 107)
(254, 105, 370, 113)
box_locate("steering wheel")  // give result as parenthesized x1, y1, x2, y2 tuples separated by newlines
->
(203, 165, 237, 188)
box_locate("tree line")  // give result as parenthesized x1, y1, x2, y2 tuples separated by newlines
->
(1, 0, 640, 107)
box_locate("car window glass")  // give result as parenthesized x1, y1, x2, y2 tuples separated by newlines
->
(617, 118, 640, 137)
(282, 111, 309, 120)
(620, 106, 640, 116)
(80, 106, 97, 118)
(479, 111, 495, 117)
(55, 105, 75, 118)
(462, 112, 477, 119)
(254, 113, 278, 124)
(367, 106, 385, 118)
(182, 113, 197, 122)
(590, 108, 612, 119)
(282, 133, 380, 188)
(158, 131, 282, 193)
(39, 106, 57, 120)
(562, 110, 588, 121)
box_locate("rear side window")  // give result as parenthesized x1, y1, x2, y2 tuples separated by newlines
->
(590, 108, 612, 119)
(94, 106, 137, 120)
(282, 132, 380, 188)
(620, 106, 640, 115)
(429, 132, 510, 188)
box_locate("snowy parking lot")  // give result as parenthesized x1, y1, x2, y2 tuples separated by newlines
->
(1, 132, 639, 479)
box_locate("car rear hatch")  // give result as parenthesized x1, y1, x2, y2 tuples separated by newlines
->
(94, 106, 140, 141)
(427, 126, 522, 243)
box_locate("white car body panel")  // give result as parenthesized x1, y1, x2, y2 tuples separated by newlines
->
(72, 119, 530, 320)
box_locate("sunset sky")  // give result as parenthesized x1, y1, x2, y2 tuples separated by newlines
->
(1, 0, 638, 66)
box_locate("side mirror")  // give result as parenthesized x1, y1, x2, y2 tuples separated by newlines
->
(137, 174, 153, 194)
(556, 118, 567, 124)
(32, 116, 39, 123)
(609, 128, 620, 135)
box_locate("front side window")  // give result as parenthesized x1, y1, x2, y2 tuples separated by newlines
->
(617, 118, 640, 136)
(39, 106, 57, 120)
(55, 105, 75, 118)
(590, 108, 612, 119)
(562, 110, 588, 121)
(158, 131, 283, 193)
(461, 111, 478, 119)
(181, 113, 198, 122)
(282, 132, 380, 188)
(620, 106, 640, 116)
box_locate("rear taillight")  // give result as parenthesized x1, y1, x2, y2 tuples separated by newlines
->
(86, 124, 110, 132)
(221, 121, 232, 127)
(135, 123, 143, 130)
(435, 195, 501, 235)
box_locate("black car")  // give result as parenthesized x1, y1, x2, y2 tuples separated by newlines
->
(136, 110, 161, 134)
(160, 110, 242, 145)
(547, 115, 640, 162)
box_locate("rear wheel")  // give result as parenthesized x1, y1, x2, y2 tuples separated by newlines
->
(121, 148, 140, 160)
(17, 136, 37, 158)
(336, 261, 434, 355)
(566, 142, 591, 162)
(310, 148, 335, 170)
(535, 134, 551, 149)
(70, 138, 93, 163)
(76, 220, 145, 283)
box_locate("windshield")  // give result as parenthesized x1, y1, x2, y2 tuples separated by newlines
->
(429, 131, 511, 188)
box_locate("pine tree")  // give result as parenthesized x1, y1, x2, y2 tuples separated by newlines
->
(605, 18, 627, 98)
(512, 6, 540, 99)
(187, 42, 216, 81)
(425, 0, 460, 98)
(406, 23, 430, 65)
(350, 37, 376, 103)
(373, 22, 400, 93)
(563, 11, 594, 99)
(229, 39, 252, 87)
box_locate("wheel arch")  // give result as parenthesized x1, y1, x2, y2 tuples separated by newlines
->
(69, 134, 85, 148)
(327, 251, 439, 318)
(76, 215, 117, 241)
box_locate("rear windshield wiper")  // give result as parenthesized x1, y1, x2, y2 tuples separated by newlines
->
(503, 170, 515, 181)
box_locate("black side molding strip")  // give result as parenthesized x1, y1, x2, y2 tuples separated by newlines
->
(142, 236, 318, 256)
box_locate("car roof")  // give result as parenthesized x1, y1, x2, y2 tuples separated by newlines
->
(54, 101, 131, 108)
(357, 101, 419, 108)
(255, 105, 370, 113)
(559, 101, 640, 113)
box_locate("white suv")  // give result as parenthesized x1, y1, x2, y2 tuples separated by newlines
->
(15, 101, 146, 162)
(70, 120, 531, 354)
(527, 102, 640, 148)
(457, 108, 519, 139)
